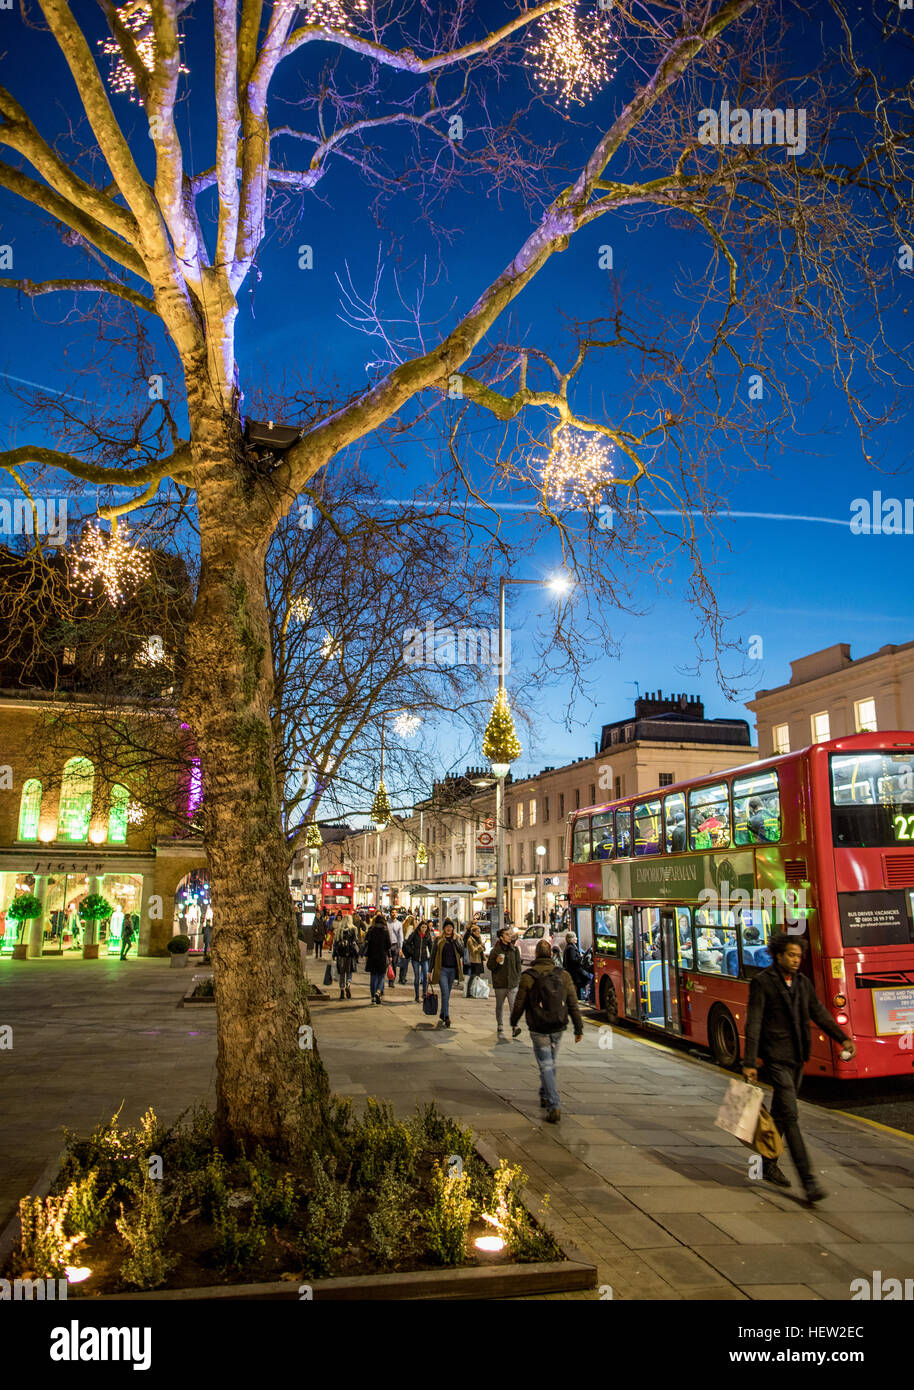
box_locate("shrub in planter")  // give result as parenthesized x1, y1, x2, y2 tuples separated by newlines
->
(166, 934, 191, 954)
(8, 893, 42, 956)
(78, 894, 113, 924)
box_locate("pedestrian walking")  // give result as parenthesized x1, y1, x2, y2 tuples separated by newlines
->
(387, 913, 404, 990)
(463, 921, 486, 995)
(742, 932, 856, 1201)
(403, 918, 433, 1001)
(562, 932, 590, 1000)
(332, 917, 360, 999)
(365, 913, 392, 1004)
(487, 924, 522, 1040)
(398, 915, 415, 982)
(429, 918, 463, 1028)
(313, 915, 326, 959)
(119, 913, 137, 960)
(510, 939, 583, 1123)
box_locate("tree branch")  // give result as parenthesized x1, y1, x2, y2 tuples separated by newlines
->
(0, 275, 157, 314)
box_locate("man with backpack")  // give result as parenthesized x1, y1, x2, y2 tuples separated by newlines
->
(510, 938, 583, 1123)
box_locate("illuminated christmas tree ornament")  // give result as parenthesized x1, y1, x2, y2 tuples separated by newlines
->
(543, 426, 614, 506)
(305, 820, 323, 848)
(70, 525, 151, 604)
(482, 688, 522, 766)
(371, 779, 392, 828)
(415, 841, 428, 866)
(527, 1, 617, 107)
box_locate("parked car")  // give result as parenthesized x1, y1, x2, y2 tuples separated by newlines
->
(516, 922, 564, 967)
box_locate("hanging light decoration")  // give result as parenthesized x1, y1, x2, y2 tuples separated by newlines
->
(527, 1, 617, 107)
(98, 2, 188, 101)
(542, 426, 614, 506)
(320, 630, 341, 659)
(297, 0, 369, 33)
(290, 593, 313, 624)
(126, 801, 146, 826)
(370, 779, 392, 828)
(482, 688, 522, 766)
(305, 820, 323, 848)
(393, 712, 421, 738)
(415, 842, 428, 866)
(70, 524, 151, 604)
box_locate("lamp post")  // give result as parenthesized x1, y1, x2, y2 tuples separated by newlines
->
(536, 844, 547, 922)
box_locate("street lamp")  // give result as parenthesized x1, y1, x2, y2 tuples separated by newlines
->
(536, 844, 547, 922)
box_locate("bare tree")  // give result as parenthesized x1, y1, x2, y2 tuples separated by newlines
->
(1, 0, 910, 1150)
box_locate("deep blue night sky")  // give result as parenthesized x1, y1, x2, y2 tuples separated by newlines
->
(1, 1, 912, 798)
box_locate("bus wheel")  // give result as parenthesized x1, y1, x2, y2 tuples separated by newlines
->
(708, 1006, 741, 1069)
(600, 976, 618, 1023)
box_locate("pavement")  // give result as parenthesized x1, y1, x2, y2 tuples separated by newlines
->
(2, 951, 914, 1300)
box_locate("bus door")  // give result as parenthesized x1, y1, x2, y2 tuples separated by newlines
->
(659, 909, 683, 1035)
(621, 909, 639, 1018)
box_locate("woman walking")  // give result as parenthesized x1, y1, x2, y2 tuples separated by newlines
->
(333, 916, 359, 999)
(429, 919, 463, 1028)
(313, 914, 327, 960)
(464, 921, 486, 996)
(365, 913, 392, 1005)
(403, 918, 433, 1002)
(399, 915, 416, 983)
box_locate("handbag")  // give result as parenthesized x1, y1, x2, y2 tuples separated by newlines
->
(423, 990, 438, 1016)
(322, 963, 333, 986)
(751, 1105, 785, 1159)
(387, 963, 395, 981)
(714, 1079, 764, 1144)
(468, 975, 490, 999)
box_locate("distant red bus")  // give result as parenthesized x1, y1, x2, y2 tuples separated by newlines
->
(567, 733, 914, 1080)
(320, 870, 354, 913)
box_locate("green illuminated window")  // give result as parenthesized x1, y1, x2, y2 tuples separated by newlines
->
(56, 757, 94, 842)
(17, 779, 42, 841)
(108, 784, 129, 844)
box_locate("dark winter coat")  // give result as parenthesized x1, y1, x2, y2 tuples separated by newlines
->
(364, 923, 392, 972)
(743, 963, 848, 1069)
(509, 957, 583, 1035)
(486, 940, 522, 989)
(404, 928, 433, 964)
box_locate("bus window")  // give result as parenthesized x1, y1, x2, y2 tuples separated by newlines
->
(676, 907, 693, 968)
(572, 818, 593, 863)
(634, 798, 661, 856)
(694, 907, 738, 976)
(664, 792, 687, 853)
(733, 770, 781, 845)
(575, 906, 594, 952)
(640, 906, 661, 960)
(594, 904, 618, 956)
(688, 782, 731, 850)
(592, 811, 614, 860)
(614, 807, 632, 857)
(831, 751, 914, 847)
(734, 907, 772, 973)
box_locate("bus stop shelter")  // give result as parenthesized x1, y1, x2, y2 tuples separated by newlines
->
(402, 882, 482, 927)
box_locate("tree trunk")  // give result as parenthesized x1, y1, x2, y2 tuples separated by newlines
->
(182, 410, 329, 1154)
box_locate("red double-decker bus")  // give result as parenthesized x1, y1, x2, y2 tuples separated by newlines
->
(567, 733, 914, 1080)
(320, 869, 354, 913)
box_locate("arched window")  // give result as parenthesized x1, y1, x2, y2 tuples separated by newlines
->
(18, 779, 42, 841)
(108, 784, 130, 844)
(57, 757, 95, 842)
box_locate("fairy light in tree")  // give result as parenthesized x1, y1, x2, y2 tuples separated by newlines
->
(70, 525, 151, 604)
(296, 0, 368, 32)
(290, 594, 313, 624)
(98, 2, 188, 101)
(393, 712, 421, 738)
(527, 1, 617, 107)
(126, 801, 146, 826)
(320, 630, 341, 659)
(542, 426, 614, 506)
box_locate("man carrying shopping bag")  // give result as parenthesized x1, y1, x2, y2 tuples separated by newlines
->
(742, 931, 856, 1202)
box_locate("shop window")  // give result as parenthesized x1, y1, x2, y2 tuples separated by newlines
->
(688, 781, 730, 849)
(591, 811, 614, 860)
(571, 818, 592, 863)
(855, 698, 877, 733)
(57, 757, 95, 842)
(594, 904, 619, 956)
(633, 798, 661, 856)
(107, 785, 130, 844)
(733, 770, 781, 845)
(17, 779, 42, 841)
(773, 723, 790, 755)
(676, 908, 694, 969)
(614, 807, 632, 857)
(663, 791, 687, 853)
(694, 907, 739, 977)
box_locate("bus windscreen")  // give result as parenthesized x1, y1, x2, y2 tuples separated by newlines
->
(831, 751, 914, 847)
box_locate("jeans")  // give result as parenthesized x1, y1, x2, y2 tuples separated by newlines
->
(369, 970, 386, 997)
(767, 1059, 813, 1182)
(531, 1030, 564, 1110)
(399, 953, 410, 984)
(120, 938, 134, 960)
(494, 986, 518, 1033)
(438, 967, 457, 1019)
(315, 941, 324, 958)
(412, 959, 429, 999)
(337, 966, 352, 990)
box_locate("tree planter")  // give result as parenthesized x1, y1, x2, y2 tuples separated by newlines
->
(81, 943, 100, 960)
(170, 953, 189, 968)
(11, 944, 28, 960)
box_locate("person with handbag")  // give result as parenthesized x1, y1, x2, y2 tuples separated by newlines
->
(742, 931, 856, 1202)
(428, 919, 463, 1028)
(365, 913, 392, 1005)
(487, 925, 523, 1040)
(403, 919, 433, 1002)
(333, 917, 359, 999)
(463, 921, 486, 996)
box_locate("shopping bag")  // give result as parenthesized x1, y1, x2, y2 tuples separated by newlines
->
(322, 963, 333, 986)
(714, 1078, 764, 1144)
(468, 975, 490, 999)
(423, 990, 438, 1016)
(387, 964, 395, 981)
(751, 1105, 785, 1159)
